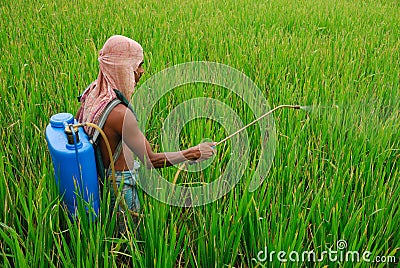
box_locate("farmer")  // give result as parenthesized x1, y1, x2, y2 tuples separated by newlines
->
(76, 35, 216, 232)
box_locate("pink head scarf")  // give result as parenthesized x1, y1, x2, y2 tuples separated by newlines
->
(76, 35, 143, 135)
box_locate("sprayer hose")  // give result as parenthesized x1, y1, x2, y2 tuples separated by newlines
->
(76, 122, 140, 218)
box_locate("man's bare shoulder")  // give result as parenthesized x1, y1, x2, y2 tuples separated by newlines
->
(107, 103, 137, 126)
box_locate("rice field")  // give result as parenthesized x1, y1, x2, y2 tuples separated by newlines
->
(1, 0, 399, 267)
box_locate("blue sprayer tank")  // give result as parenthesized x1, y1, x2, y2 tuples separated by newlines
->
(45, 113, 100, 217)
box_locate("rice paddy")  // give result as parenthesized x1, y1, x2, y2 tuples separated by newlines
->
(0, 0, 399, 267)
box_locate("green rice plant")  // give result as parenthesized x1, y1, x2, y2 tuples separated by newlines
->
(1, 0, 399, 267)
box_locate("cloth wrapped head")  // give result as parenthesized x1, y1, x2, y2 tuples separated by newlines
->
(77, 35, 143, 135)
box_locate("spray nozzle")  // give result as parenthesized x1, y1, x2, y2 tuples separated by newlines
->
(299, 106, 313, 112)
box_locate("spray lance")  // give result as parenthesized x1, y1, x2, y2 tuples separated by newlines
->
(174, 105, 310, 184)
(213, 105, 309, 147)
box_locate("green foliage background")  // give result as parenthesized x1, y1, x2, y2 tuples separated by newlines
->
(0, 0, 399, 267)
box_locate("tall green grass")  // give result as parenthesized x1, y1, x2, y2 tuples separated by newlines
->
(1, 0, 399, 267)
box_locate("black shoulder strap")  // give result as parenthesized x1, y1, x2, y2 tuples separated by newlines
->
(91, 98, 123, 167)
(113, 142, 123, 164)
(91, 98, 122, 144)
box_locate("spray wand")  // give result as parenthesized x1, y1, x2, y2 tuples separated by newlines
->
(214, 104, 308, 146)
(181, 104, 308, 170)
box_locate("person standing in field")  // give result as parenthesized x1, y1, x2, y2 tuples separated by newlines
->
(76, 35, 216, 233)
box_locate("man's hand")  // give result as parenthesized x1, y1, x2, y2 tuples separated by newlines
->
(189, 142, 217, 163)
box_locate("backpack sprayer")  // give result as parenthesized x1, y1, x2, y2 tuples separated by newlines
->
(46, 113, 133, 218)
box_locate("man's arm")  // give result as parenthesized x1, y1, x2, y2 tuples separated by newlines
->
(118, 106, 215, 169)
